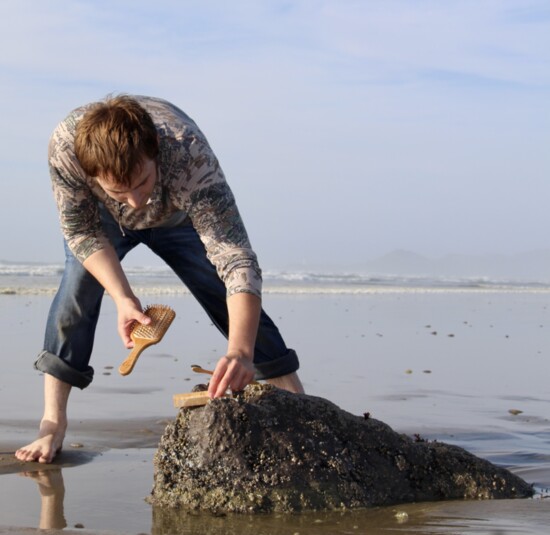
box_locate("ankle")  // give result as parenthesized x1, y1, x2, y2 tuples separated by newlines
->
(39, 418, 67, 434)
(266, 372, 305, 394)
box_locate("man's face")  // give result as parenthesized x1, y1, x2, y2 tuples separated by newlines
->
(97, 158, 157, 209)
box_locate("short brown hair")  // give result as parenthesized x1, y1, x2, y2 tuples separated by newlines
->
(74, 95, 159, 186)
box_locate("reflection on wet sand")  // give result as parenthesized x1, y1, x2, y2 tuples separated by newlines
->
(21, 469, 66, 530)
(5, 446, 549, 535)
(151, 497, 550, 535)
(19, 465, 550, 535)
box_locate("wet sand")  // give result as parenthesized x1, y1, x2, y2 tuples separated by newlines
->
(0, 290, 549, 533)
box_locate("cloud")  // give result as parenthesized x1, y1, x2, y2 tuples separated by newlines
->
(0, 1, 549, 264)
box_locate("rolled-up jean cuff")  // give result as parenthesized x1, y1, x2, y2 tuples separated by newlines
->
(254, 349, 300, 381)
(34, 351, 94, 390)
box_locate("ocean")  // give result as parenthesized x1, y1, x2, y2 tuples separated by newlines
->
(3, 260, 550, 295)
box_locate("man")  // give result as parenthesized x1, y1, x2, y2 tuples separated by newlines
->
(16, 95, 304, 464)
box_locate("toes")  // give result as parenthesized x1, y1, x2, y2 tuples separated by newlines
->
(15, 436, 62, 464)
(15, 449, 28, 461)
(15, 447, 47, 463)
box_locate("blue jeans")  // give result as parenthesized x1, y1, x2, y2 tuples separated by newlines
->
(34, 206, 299, 389)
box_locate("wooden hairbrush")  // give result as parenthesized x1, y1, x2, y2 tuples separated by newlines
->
(118, 304, 176, 376)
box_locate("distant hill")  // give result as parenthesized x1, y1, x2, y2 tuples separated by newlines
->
(362, 249, 550, 282)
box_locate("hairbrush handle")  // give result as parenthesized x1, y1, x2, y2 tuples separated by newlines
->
(118, 305, 176, 376)
(191, 364, 214, 375)
(190, 363, 260, 385)
(118, 339, 155, 376)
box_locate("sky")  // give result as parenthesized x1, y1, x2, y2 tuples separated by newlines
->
(0, 0, 549, 269)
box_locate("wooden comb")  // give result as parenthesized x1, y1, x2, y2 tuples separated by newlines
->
(118, 304, 176, 376)
(173, 391, 214, 408)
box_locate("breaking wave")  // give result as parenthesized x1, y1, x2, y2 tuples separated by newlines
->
(2, 261, 550, 295)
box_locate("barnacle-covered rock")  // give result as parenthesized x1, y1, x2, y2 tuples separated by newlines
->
(149, 384, 533, 513)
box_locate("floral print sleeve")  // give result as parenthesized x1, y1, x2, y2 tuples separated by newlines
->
(48, 96, 262, 298)
(48, 115, 112, 260)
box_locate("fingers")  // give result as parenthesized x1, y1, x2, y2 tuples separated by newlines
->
(117, 300, 152, 348)
(119, 318, 136, 348)
(135, 310, 152, 325)
(208, 355, 255, 399)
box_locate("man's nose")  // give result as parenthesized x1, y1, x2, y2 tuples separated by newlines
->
(125, 191, 143, 208)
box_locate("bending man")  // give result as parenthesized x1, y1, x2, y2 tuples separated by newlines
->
(16, 95, 304, 464)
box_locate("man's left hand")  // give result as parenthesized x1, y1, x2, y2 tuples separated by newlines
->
(208, 352, 255, 398)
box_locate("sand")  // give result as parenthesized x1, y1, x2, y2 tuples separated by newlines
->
(0, 290, 549, 533)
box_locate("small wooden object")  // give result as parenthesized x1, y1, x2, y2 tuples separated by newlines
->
(173, 391, 214, 408)
(118, 305, 176, 376)
(191, 364, 214, 376)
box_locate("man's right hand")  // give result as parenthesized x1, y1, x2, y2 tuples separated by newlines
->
(82, 246, 151, 349)
(115, 296, 152, 348)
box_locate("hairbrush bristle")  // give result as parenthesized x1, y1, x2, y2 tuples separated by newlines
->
(131, 304, 176, 340)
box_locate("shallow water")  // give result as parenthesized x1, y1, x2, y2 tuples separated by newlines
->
(0, 447, 548, 535)
(1, 291, 549, 533)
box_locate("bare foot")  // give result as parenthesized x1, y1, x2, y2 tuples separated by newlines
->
(15, 420, 66, 464)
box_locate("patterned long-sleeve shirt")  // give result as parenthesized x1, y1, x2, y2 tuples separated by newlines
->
(48, 95, 262, 298)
